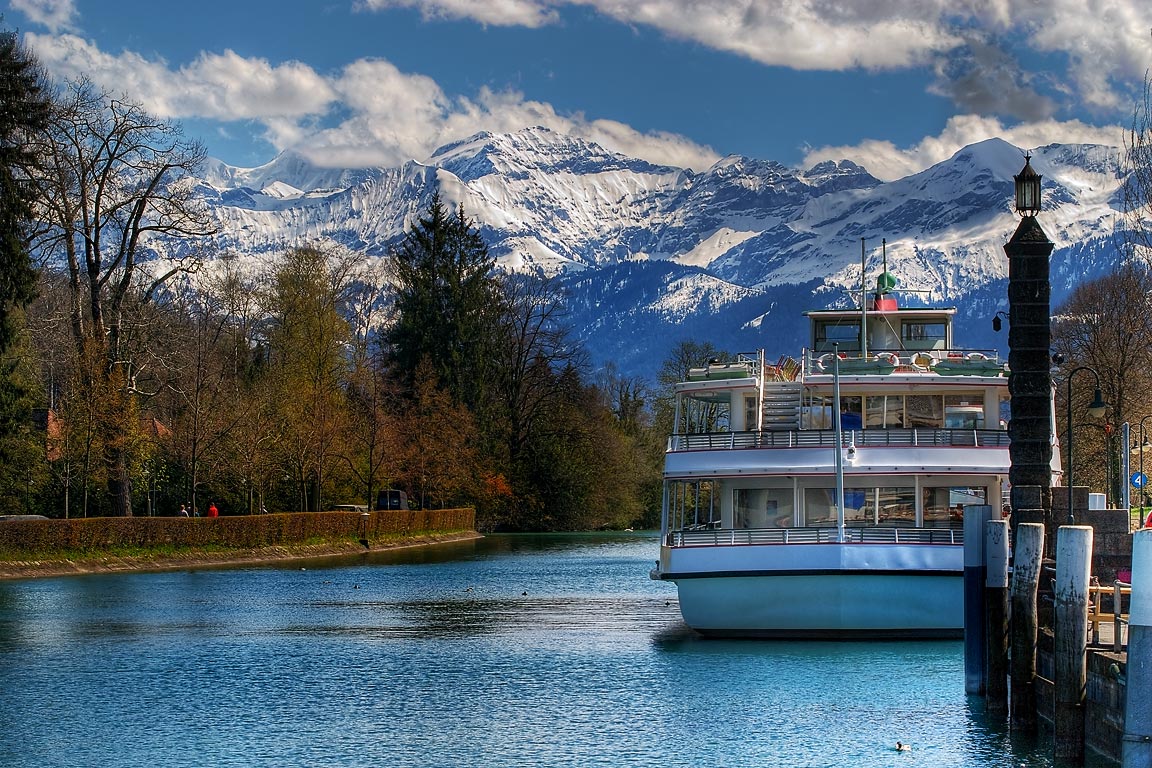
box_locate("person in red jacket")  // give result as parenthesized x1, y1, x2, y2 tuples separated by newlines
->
(208, 502, 219, 518)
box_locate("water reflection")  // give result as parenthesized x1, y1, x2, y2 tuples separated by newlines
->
(0, 533, 1110, 768)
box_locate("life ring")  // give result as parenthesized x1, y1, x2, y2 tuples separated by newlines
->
(876, 352, 899, 367)
(912, 352, 934, 369)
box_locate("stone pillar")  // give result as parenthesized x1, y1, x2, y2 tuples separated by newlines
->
(1122, 530, 1152, 768)
(1004, 216, 1054, 539)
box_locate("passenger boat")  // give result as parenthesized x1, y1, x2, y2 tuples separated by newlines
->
(651, 272, 1013, 638)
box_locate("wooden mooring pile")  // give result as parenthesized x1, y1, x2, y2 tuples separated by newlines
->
(965, 486, 1150, 767)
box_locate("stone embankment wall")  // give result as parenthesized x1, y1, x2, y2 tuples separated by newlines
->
(1035, 629, 1128, 762)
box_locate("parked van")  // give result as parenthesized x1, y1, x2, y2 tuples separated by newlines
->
(329, 504, 368, 513)
(375, 489, 409, 511)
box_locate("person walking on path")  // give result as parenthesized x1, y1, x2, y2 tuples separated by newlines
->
(178, 504, 189, 517)
(208, 502, 219, 518)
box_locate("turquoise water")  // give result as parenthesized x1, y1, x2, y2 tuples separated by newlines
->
(0, 533, 1105, 767)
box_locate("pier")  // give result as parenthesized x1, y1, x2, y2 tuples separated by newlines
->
(970, 486, 1145, 765)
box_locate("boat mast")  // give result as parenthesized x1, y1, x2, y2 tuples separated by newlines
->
(860, 238, 867, 360)
(757, 349, 765, 431)
(833, 342, 846, 541)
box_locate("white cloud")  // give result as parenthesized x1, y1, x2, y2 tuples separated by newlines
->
(354, 0, 559, 27)
(8, 0, 77, 32)
(352, 0, 985, 70)
(599, 0, 967, 70)
(300, 79, 718, 171)
(25, 34, 337, 121)
(353, 0, 1151, 125)
(802, 114, 1125, 181)
(23, 31, 717, 171)
(22, 4, 1140, 178)
(1013, 0, 1152, 112)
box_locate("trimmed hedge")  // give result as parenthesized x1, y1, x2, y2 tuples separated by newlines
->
(0, 509, 476, 558)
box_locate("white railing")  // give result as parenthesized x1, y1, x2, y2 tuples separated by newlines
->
(667, 526, 963, 547)
(668, 428, 1009, 452)
(801, 347, 1003, 377)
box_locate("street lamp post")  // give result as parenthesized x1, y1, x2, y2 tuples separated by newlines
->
(1065, 366, 1108, 524)
(1138, 415, 1152, 510)
(1005, 154, 1055, 536)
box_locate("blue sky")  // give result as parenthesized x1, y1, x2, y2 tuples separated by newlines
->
(6, 0, 1150, 180)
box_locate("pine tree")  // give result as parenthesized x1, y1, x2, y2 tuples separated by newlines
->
(0, 28, 49, 353)
(386, 194, 499, 410)
(0, 28, 51, 513)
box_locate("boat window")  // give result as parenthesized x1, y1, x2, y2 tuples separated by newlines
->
(801, 396, 834, 429)
(668, 480, 721, 530)
(680, 396, 731, 434)
(922, 486, 986, 528)
(803, 488, 842, 527)
(876, 488, 917, 525)
(906, 395, 944, 428)
(839, 396, 862, 430)
(901, 321, 947, 343)
(944, 395, 984, 429)
(734, 488, 794, 529)
(866, 395, 905, 428)
(815, 320, 861, 351)
(804, 486, 915, 527)
(743, 396, 758, 431)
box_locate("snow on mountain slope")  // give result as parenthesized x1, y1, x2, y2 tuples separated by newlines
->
(179, 127, 1126, 376)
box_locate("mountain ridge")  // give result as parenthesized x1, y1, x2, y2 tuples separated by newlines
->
(182, 127, 1126, 377)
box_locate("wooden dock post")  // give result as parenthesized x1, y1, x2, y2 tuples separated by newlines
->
(1122, 529, 1152, 768)
(1011, 522, 1045, 731)
(964, 505, 991, 695)
(985, 519, 1010, 715)
(1054, 525, 1092, 763)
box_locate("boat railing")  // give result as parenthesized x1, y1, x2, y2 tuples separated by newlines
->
(668, 428, 1009, 452)
(667, 526, 963, 547)
(801, 347, 1003, 377)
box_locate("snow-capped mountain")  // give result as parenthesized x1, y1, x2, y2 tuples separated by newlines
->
(187, 127, 1126, 377)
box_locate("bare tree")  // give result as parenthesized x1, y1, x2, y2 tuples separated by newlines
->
(490, 273, 584, 463)
(335, 256, 397, 508)
(1121, 74, 1152, 265)
(1052, 264, 1152, 500)
(28, 80, 214, 515)
(163, 275, 248, 515)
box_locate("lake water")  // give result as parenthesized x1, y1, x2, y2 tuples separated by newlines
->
(0, 533, 1111, 767)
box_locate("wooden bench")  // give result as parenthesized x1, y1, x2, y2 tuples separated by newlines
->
(1088, 581, 1131, 651)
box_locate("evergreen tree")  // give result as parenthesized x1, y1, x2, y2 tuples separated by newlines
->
(0, 27, 49, 354)
(386, 194, 499, 410)
(0, 27, 51, 512)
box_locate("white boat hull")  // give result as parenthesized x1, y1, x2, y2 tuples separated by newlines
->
(657, 541, 963, 638)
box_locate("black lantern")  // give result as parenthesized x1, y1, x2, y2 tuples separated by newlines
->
(1014, 154, 1042, 216)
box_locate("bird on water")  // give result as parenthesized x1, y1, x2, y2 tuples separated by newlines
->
(895, 742, 911, 752)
